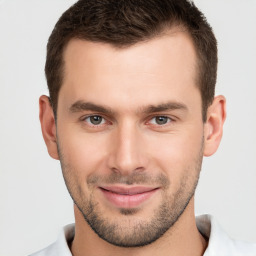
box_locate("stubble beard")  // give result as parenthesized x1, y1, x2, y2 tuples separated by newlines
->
(58, 142, 204, 248)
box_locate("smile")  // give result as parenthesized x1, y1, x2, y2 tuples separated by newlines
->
(99, 186, 160, 208)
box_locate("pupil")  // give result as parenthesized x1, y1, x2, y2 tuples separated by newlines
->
(90, 116, 102, 125)
(156, 116, 167, 125)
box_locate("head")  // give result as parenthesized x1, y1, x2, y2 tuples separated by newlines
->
(40, 0, 226, 248)
(45, 0, 218, 122)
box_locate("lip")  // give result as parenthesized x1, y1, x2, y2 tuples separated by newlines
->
(99, 186, 159, 208)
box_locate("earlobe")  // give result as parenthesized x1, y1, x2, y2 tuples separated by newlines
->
(39, 95, 59, 160)
(203, 95, 226, 157)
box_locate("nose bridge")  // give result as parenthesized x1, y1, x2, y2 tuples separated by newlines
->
(108, 120, 146, 174)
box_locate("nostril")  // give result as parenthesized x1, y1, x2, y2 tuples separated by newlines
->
(110, 166, 145, 175)
(111, 167, 120, 174)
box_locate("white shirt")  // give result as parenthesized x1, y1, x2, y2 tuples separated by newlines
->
(30, 215, 256, 256)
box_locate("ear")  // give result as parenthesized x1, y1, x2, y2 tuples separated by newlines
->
(39, 95, 59, 160)
(203, 95, 226, 157)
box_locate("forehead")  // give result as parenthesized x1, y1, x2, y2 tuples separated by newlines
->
(60, 31, 200, 112)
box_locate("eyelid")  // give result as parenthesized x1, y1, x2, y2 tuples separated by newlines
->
(80, 113, 104, 121)
(87, 116, 105, 125)
(150, 116, 170, 123)
(79, 113, 176, 126)
(145, 115, 176, 127)
(147, 114, 173, 121)
(80, 113, 113, 126)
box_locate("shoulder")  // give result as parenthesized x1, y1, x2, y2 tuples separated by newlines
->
(29, 224, 75, 256)
(196, 214, 256, 256)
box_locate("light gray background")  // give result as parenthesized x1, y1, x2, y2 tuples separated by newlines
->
(0, 1, 255, 255)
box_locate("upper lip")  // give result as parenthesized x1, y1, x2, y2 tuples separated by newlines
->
(99, 186, 159, 195)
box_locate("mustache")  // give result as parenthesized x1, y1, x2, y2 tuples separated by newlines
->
(87, 172, 170, 188)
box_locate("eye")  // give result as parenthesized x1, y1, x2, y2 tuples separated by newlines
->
(149, 116, 172, 125)
(84, 115, 106, 125)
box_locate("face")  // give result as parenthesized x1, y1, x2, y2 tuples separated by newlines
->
(55, 32, 205, 247)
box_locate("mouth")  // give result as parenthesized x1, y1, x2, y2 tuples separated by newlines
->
(98, 185, 160, 208)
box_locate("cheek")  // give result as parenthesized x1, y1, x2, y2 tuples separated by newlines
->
(57, 126, 110, 178)
(145, 129, 203, 178)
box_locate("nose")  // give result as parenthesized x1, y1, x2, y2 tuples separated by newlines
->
(107, 121, 148, 175)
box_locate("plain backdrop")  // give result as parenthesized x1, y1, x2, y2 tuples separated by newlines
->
(0, 1, 255, 255)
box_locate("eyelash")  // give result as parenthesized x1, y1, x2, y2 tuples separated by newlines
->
(146, 116, 173, 126)
(81, 114, 174, 128)
(81, 115, 109, 127)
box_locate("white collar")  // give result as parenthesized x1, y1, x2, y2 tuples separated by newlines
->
(196, 214, 256, 256)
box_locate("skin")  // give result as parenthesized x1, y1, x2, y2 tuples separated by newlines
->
(40, 30, 226, 256)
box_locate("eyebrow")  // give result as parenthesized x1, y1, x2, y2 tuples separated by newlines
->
(69, 100, 188, 115)
(69, 101, 115, 114)
(141, 102, 188, 114)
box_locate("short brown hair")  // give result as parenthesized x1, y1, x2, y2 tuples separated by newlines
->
(45, 0, 217, 121)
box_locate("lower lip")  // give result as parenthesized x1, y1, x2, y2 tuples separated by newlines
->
(99, 188, 158, 208)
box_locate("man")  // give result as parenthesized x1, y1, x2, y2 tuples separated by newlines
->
(31, 0, 256, 255)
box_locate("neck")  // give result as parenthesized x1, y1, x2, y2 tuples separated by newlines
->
(71, 198, 207, 256)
